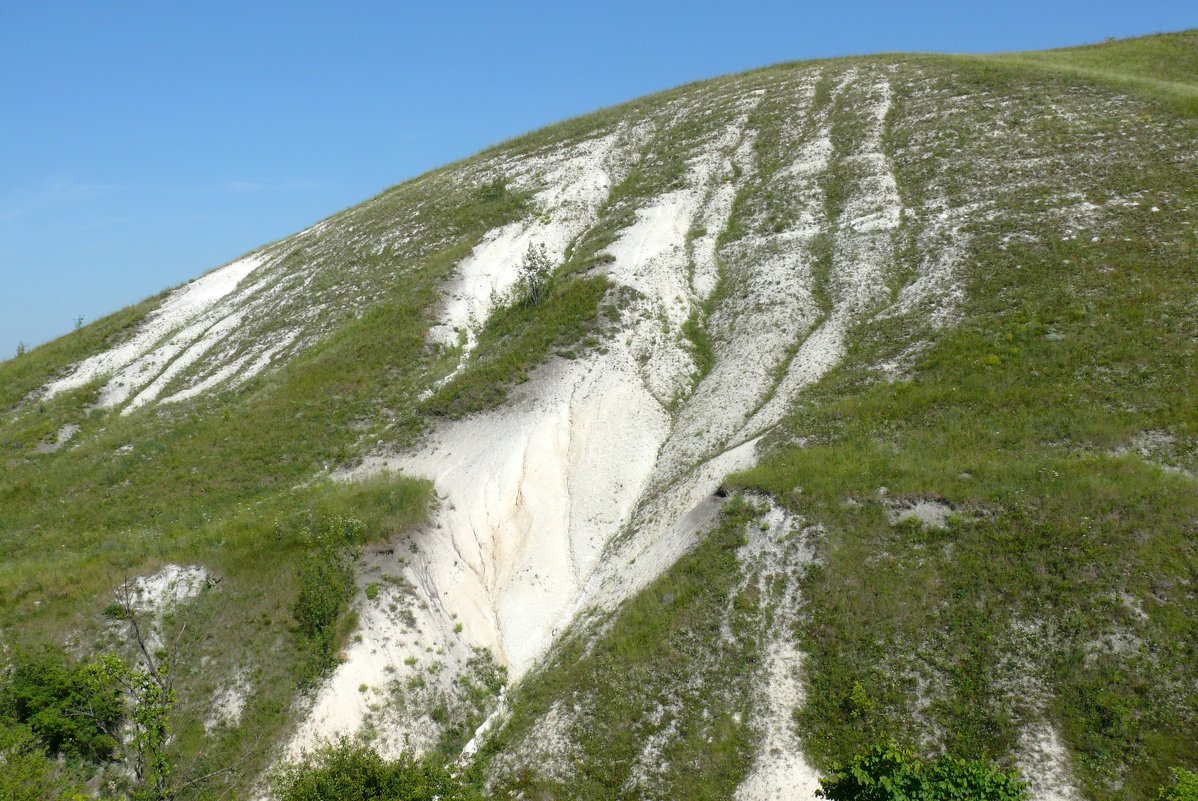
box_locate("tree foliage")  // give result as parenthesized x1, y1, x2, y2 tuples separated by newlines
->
(0, 721, 64, 801)
(4, 645, 124, 762)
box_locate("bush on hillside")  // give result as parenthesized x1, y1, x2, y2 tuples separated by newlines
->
(2, 646, 124, 762)
(273, 738, 479, 801)
(517, 242, 553, 307)
(1158, 769, 1198, 801)
(293, 516, 363, 679)
(817, 742, 1027, 801)
(0, 722, 64, 801)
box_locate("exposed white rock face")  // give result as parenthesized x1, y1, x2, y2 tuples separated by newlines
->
(126, 564, 209, 616)
(287, 66, 971, 769)
(21, 48, 1165, 801)
(44, 256, 264, 409)
(734, 501, 822, 801)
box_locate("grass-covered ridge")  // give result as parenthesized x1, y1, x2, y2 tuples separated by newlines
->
(997, 28, 1198, 117)
(0, 28, 1196, 801)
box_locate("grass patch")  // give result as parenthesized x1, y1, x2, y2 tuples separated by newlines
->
(729, 48, 1198, 797)
(420, 274, 610, 417)
(476, 498, 765, 799)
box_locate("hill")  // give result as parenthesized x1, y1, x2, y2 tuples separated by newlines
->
(2, 29, 1197, 801)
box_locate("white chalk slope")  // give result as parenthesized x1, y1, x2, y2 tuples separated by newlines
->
(286, 65, 982, 799)
(34, 55, 1127, 800)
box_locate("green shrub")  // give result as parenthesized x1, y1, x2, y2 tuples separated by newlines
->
(3, 646, 123, 762)
(0, 722, 63, 801)
(274, 738, 479, 801)
(294, 554, 354, 641)
(1158, 769, 1198, 801)
(294, 551, 355, 676)
(818, 743, 1027, 801)
(292, 516, 363, 679)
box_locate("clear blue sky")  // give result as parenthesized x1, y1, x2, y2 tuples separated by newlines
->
(1, 1, 1194, 359)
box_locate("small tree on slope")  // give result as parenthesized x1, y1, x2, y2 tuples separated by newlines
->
(517, 242, 553, 307)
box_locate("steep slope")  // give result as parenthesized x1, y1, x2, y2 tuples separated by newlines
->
(1, 30, 1197, 801)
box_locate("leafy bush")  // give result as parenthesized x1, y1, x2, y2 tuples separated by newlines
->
(294, 555, 355, 640)
(0, 722, 63, 801)
(3, 646, 124, 762)
(1158, 769, 1198, 801)
(294, 551, 355, 675)
(274, 738, 479, 801)
(818, 743, 1027, 801)
(293, 516, 362, 678)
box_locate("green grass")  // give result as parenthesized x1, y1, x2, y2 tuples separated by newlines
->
(420, 274, 611, 417)
(0, 164, 526, 798)
(475, 498, 766, 800)
(2, 28, 1197, 801)
(0, 296, 158, 412)
(992, 29, 1198, 119)
(727, 47, 1198, 799)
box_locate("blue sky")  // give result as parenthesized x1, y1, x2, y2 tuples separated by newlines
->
(2, 1, 1195, 359)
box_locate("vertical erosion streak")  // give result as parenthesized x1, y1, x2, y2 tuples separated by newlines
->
(734, 502, 821, 801)
(744, 68, 902, 435)
(649, 73, 825, 491)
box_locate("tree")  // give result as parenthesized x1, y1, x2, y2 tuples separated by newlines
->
(516, 242, 553, 307)
(99, 578, 182, 800)
(817, 742, 1028, 801)
(0, 722, 62, 801)
(5, 646, 124, 762)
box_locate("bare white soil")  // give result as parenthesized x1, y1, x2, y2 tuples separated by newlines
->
(127, 564, 209, 615)
(34, 423, 80, 453)
(734, 501, 823, 801)
(288, 69, 967, 777)
(428, 131, 624, 358)
(1017, 721, 1086, 801)
(888, 498, 953, 528)
(44, 256, 264, 410)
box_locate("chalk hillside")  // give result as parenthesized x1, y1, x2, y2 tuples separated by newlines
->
(2, 29, 1197, 801)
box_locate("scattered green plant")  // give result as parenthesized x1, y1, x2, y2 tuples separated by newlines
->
(273, 738, 480, 801)
(817, 742, 1028, 801)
